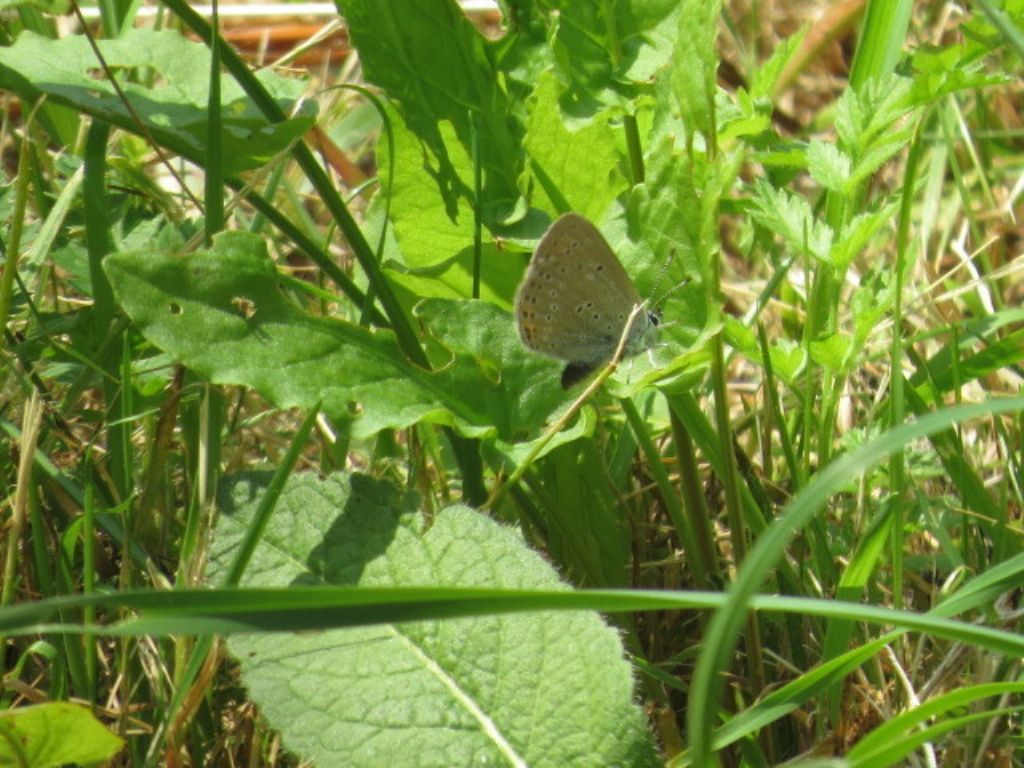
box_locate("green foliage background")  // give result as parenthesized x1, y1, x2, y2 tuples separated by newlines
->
(1, 0, 1023, 766)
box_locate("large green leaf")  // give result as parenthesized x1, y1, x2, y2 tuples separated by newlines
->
(0, 29, 315, 175)
(207, 472, 659, 767)
(0, 703, 123, 767)
(543, 0, 679, 98)
(374, 103, 526, 304)
(103, 232, 577, 441)
(376, 108, 477, 271)
(339, 0, 522, 221)
(415, 298, 570, 436)
(524, 72, 628, 220)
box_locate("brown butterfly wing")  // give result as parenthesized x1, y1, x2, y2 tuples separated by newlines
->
(515, 213, 643, 367)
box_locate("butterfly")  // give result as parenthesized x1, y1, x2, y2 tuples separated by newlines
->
(515, 213, 660, 388)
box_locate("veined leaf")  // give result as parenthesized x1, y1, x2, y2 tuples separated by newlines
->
(104, 233, 586, 442)
(207, 471, 659, 768)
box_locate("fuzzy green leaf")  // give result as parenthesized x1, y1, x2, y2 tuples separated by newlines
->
(749, 180, 833, 263)
(806, 140, 851, 194)
(207, 472, 658, 768)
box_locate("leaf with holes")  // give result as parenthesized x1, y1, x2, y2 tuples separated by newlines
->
(104, 232, 583, 441)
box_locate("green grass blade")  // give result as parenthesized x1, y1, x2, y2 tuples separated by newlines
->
(687, 397, 1024, 765)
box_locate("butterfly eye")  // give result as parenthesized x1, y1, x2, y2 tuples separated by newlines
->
(648, 309, 662, 327)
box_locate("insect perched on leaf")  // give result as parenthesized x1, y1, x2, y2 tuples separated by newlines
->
(515, 213, 660, 388)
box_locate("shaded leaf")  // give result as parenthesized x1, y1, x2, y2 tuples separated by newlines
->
(104, 233, 520, 439)
(340, 0, 522, 220)
(524, 72, 629, 220)
(545, 0, 678, 98)
(374, 106, 523, 307)
(105, 235, 594, 442)
(0, 29, 315, 176)
(416, 298, 569, 439)
(207, 471, 659, 768)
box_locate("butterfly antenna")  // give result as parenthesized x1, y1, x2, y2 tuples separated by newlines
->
(646, 248, 676, 302)
(649, 249, 693, 308)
